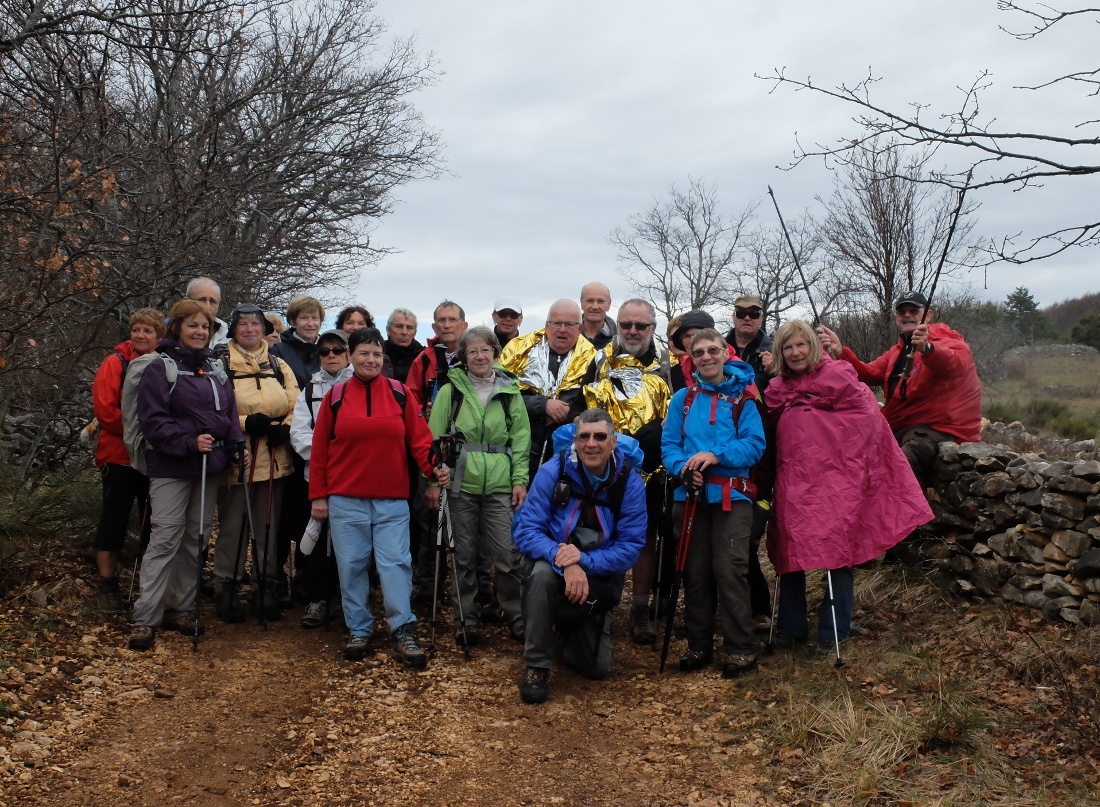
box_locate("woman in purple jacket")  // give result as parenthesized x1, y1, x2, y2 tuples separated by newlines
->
(128, 299, 245, 650)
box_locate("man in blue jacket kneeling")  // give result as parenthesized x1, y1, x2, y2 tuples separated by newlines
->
(512, 408, 646, 704)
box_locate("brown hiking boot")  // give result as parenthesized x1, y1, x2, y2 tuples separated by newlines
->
(519, 666, 549, 704)
(391, 624, 427, 669)
(128, 625, 155, 651)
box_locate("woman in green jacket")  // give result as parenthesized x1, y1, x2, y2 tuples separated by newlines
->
(426, 326, 531, 647)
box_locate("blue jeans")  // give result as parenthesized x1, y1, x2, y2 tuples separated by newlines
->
(328, 496, 415, 637)
(776, 567, 854, 643)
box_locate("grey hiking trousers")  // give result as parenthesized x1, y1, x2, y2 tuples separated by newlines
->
(132, 476, 217, 627)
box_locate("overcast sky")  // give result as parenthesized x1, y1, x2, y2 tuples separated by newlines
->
(348, 1, 1098, 339)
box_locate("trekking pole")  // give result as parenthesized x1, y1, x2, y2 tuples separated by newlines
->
(659, 489, 698, 673)
(765, 575, 781, 654)
(256, 443, 276, 628)
(239, 441, 264, 626)
(230, 437, 259, 602)
(651, 474, 674, 646)
(767, 186, 820, 326)
(426, 437, 459, 656)
(193, 428, 213, 651)
(442, 487, 472, 653)
(127, 501, 152, 603)
(825, 569, 844, 669)
(900, 171, 973, 388)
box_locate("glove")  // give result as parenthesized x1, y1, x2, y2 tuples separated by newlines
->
(300, 517, 324, 556)
(266, 423, 291, 448)
(244, 413, 271, 437)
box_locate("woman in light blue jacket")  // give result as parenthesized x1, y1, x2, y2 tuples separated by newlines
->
(661, 328, 765, 679)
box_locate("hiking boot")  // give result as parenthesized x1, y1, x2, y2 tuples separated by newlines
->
(300, 601, 327, 630)
(274, 576, 294, 610)
(630, 600, 656, 645)
(391, 624, 427, 669)
(344, 635, 370, 661)
(478, 603, 504, 625)
(722, 652, 758, 679)
(455, 627, 479, 648)
(253, 582, 281, 623)
(128, 625, 155, 651)
(96, 577, 125, 612)
(753, 614, 772, 633)
(770, 632, 805, 650)
(678, 648, 713, 672)
(508, 620, 525, 643)
(519, 666, 549, 704)
(215, 584, 247, 623)
(161, 615, 204, 636)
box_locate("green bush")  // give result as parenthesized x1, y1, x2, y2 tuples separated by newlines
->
(1049, 413, 1100, 442)
(983, 399, 1022, 424)
(0, 467, 100, 553)
(1025, 397, 1071, 427)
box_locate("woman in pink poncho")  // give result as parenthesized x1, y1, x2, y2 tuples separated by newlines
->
(758, 320, 932, 650)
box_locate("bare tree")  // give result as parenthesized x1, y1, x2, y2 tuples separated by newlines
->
(0, 0, 441, 472)
(815, 143, 980, 355)
(611, 178, 756, 321)
(759, 1, 1099, 265)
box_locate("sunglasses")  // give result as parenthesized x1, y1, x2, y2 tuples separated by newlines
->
(734, 308, 762, 320)
(495, 310, 521, 319)
(317, 346, 347, 357)
(575, 431, 610, 443)
(691, 346, 726, 359)
(617, 321, 653, 332)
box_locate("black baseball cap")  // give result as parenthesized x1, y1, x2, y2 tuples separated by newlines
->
(895, 291, 929, 311)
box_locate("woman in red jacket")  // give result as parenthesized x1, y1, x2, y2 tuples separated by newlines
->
(91, 307, 165, 611)
(309, 327, 449, 667)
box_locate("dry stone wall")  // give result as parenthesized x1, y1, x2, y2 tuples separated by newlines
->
(926, 433, 1100, 626)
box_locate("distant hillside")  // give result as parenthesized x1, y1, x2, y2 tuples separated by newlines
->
(1044, 291, 1100, 336)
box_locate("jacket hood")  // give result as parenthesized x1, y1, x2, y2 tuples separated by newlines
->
(692, 358, 755, 395)
(551, 422, 645, 469)
(311, 363, 353, 386)
(156, 337, 212, 370)
(447, 364, 520, 397)
(113, 341, 140, 361)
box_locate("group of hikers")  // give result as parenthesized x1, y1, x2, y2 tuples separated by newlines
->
(90, 277, 982, 704)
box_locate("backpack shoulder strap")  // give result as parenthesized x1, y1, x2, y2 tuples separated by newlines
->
(386, 376, 407, 413)
(606, 458, 634, 517)
(268, 354, 285, 387)
(446, 382, 463, 433)
(328, 380, 348, 440)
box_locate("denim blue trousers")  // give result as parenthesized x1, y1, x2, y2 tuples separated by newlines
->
(328, 496, 415, 638)
(776, 567, 855, 643)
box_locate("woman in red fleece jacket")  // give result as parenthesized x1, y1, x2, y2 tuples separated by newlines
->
(309, 327, 449, 668)
(90, 307, 164, 612)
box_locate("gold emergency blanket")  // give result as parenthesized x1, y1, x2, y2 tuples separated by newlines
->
(499, 330, 596, 398)
(583, 344, 671, 436)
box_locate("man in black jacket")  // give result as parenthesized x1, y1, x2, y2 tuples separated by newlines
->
(383, 307, 424, 385)
(724, 294, 774, 392)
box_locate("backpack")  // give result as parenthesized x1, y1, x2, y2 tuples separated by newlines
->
(327, 375, 407, 439)
(679, 384, 751, 439)
(552, 449, 635, 520)
(438, 381, 517, 492)
(85, 351, 132, 448)
(121, 351, 229, 474)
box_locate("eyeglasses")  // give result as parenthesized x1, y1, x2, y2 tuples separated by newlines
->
(575, 431, 610, 443)
(547, 320, 581, 329)
(190, 296, 219, 306)
(691, 347, 726, 359)
(435, 316, 462, 325)
(734, 308, 762, 320)
(317, 346, 347, 357)
(495, 310, 521, 319)
(465, 347, 495, 357)
(617, 321, 653, 332)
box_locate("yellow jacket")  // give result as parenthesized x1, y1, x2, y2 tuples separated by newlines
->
(221, 340, 300, 484)
(499, 329, 596, 398)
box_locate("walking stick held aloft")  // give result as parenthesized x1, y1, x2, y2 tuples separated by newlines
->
(767, 186, 820, 326)
(901, 172, 973, 384)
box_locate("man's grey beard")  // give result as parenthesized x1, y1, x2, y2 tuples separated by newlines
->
(618, 336, 653, 358)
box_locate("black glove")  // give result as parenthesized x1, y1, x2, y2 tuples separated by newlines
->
(244, 413, 271, 437)
(266, 423, 291, 448)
